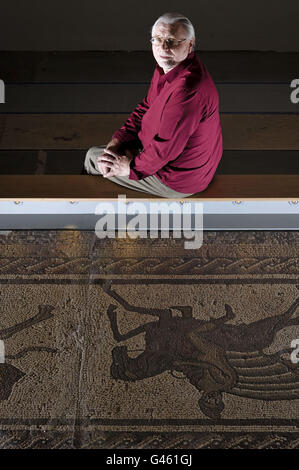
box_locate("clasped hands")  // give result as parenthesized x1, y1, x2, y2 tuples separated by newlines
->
(97, 147, 134, 178)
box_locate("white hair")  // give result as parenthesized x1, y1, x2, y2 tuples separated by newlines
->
(151, 12, 196, 49)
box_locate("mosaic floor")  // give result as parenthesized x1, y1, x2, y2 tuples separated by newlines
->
(0, 229, 298, 449)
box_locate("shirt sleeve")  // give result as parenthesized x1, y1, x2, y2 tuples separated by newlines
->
(129, 86, 204, 180)
(112, 94, 150, 144)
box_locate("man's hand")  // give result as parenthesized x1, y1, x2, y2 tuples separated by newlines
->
(99, 149, 132, 177)
(96, 138, 121, 176)
(97, 155, 111, 176)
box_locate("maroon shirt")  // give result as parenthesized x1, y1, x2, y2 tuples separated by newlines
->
(112, 52, 223, 193)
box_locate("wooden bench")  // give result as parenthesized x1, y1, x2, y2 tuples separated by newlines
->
(0, 52, 298, 230)
(0, 174, 299, 200)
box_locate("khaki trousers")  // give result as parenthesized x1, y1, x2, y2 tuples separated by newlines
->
(84, 146, 194, 198)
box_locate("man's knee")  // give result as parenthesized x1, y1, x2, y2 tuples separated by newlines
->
(85, 146, 101, 164)
(84, 146, 105, 174)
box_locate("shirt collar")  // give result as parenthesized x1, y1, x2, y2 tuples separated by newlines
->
(156, 51, 195, 83)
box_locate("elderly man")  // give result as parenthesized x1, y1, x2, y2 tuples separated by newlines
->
(84, 12, 223, 198)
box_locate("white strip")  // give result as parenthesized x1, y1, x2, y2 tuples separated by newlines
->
(0, 79, 4, 103)
(0, 201, 298, 215)
(0, 340, 5, 363)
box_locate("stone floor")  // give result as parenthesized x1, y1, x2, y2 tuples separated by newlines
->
(0, 230, 298, 449)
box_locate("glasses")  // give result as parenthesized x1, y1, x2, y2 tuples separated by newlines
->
(150, 36, 187, 49)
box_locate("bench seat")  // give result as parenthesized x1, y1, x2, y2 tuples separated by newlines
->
(0, 174, 299, 200)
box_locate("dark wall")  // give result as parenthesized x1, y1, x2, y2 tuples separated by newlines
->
(0, 0, 298, 51)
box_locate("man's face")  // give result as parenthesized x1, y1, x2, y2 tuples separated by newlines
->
(151, 22, 194, 73)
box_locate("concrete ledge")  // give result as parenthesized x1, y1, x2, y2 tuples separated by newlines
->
(0, 175, 298, 230)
